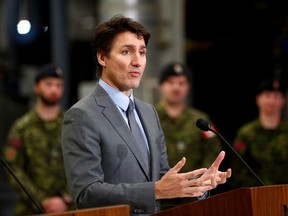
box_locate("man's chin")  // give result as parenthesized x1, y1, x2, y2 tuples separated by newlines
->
(129, 82, 140, 89)
(42, 99, 60, 106)
(168, 99, 183, 105)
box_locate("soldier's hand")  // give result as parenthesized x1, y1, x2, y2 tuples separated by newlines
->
(41, 196, 68, 213)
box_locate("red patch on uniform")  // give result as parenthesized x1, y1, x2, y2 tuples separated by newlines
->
(5, 147, 17, 162)
(234, 141, 246, 153)
(201, 124, 217, 140)
(10, 139, 22, 148)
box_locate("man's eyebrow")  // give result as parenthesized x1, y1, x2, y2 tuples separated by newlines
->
(121, 44, 147, 49)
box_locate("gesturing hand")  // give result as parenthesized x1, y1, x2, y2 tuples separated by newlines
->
(155, 157, 213, 200)
(201, 151, 232, 188)
(155, 151, 232, 200)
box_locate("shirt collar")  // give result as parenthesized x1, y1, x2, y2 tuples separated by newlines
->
(99, 79, 134, 111)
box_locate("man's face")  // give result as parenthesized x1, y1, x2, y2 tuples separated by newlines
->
(98, 31, 147, 96)
(34, 77, 64, 106)
(160, 75, 190, 104)
(256, 91, 285, 115)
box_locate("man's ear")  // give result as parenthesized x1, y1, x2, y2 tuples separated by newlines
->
(34, 83, 39, 94)
(97, 52, 106, 67)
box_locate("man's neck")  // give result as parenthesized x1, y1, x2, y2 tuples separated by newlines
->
(259, 112, 281, 130)
(162, 100, 186, 119)
(35, 102, 61, 121)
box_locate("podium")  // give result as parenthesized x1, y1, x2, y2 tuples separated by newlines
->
(32, 204, 130, 216)
(153, 185, 288, 216)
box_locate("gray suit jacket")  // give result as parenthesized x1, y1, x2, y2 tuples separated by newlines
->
(62, 83, 170, 215)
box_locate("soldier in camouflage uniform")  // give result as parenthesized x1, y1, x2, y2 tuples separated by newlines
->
(156, 62, 222, 209)
(231, 77, 288, 188)
(3, 64, 74, 215)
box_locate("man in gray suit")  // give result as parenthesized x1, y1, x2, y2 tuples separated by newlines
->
(61, 14, 232, 215)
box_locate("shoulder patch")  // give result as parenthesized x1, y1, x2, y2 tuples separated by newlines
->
(234, 141, 246, 153)
(201, 131, 216, 139)
(10, 139, 22, 148)
(4, 147, 17, 162)
(201, 124, 217, 140)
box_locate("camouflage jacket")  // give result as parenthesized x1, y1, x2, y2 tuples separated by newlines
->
(231, 118, 288, 188)
(156, 103, 222, 172)
(3, 109, 73, 215)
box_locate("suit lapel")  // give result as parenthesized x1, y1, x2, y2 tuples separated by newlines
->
(94, 84, 151, 179)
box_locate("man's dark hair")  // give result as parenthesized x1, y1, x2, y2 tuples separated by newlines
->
(92, 14, 151, 78)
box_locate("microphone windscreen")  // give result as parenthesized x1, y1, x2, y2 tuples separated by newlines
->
(196, 119, 211, 131)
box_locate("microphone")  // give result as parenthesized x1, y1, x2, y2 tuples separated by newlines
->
(0, 157, 44, 214)
(196, 119, 265, 186)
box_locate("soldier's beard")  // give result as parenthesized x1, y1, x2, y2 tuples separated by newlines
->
(39, 95, 61, 106)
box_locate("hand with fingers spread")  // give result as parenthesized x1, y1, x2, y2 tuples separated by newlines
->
(155, 157, 213, 200)
(155, 151, 232, 200)
(201, 151, 232, 188)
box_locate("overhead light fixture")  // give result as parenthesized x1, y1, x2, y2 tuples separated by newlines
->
(17, 0, 31, 35)
(17, 20, 31, 34)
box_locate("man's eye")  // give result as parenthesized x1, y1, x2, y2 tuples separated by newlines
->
(122, 50, 129, 55)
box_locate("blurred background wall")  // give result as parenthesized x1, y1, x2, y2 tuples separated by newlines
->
(0, 0, 288, 215)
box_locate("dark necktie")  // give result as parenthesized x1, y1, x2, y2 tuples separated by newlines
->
(127, 99, 150, 173)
